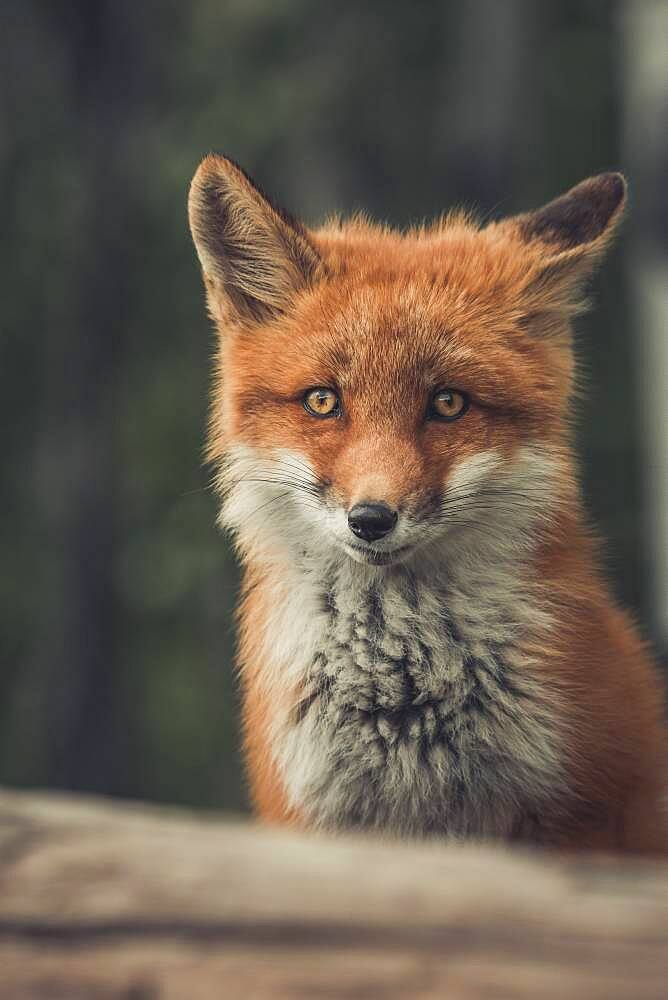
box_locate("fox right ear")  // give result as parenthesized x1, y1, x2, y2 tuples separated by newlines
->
(188, 155, 323, 325)
(509, 173, 627, 322)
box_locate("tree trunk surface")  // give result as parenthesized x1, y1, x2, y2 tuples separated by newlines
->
(0, 788, 666, 999)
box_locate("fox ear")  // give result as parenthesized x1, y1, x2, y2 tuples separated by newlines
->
(507, 172, 627, 324)
(188, 155, 323, 324)
(518, 172, 626, 254)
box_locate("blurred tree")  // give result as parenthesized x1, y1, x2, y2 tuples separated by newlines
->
(621, 0, 668, 655)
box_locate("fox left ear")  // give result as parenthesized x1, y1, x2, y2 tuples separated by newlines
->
(188, 154, 323, 326)
(506, 172, 627, 321)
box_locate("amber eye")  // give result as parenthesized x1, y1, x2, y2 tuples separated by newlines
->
(429, 388, 468, 421)
(303, 387, 340, 418)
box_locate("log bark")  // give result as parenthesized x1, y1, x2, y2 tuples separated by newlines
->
(0, 788, 666, 999)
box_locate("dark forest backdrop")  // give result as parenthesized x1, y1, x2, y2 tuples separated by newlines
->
(2, 0, 667, 813)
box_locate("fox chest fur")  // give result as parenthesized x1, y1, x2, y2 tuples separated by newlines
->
(262, 556, 564, 838)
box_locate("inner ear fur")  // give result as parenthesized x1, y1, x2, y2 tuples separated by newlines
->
(503, 172, 627, 329)
(519, 172, 626, 252)
(188, 154, 323, 324)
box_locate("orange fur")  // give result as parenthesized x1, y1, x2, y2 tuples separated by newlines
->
(189, 157, 667, 853)
(237, 569, 302, 826)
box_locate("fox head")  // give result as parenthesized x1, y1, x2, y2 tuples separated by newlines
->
(188, 157, 625, 571)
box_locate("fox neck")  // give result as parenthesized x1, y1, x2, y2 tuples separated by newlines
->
(245, 530, 569, 839)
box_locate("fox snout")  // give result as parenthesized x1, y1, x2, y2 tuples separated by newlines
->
(347, 502, 398, 542)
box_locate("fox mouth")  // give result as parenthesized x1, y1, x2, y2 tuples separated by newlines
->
(344, 542, 412, 566)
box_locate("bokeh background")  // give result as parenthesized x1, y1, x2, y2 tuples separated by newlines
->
(2, 0, 667, 814)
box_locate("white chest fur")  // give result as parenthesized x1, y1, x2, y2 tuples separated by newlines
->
(262, 556, 566, 839)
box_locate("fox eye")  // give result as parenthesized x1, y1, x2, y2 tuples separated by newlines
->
(429, 388, 468, 421)
(303, 387, 340, 418)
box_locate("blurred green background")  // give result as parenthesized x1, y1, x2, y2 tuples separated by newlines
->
(1, 0, 666, 813)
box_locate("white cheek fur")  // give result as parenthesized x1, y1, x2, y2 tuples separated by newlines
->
(221, 442, 563, 564)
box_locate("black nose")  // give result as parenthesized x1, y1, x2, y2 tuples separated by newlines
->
(348, 502, 398, 542)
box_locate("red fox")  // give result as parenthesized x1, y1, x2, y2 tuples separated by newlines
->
(189, 155, 667, 852)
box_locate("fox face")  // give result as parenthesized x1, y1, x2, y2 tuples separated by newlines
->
(189, 158, 625, 574)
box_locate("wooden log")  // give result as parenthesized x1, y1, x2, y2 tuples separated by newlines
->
(0, 788, 666, 998)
